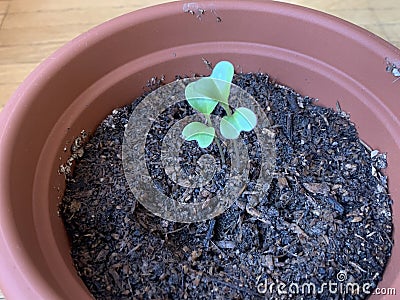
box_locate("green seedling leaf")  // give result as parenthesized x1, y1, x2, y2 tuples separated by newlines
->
(233, 107, 257, 131)
(185, 61, 235, 114)
(220, 107, 257, 139)
(182, 122, 216, 148)
(185, 78, 220, 114)
(209, 61, 234, 105)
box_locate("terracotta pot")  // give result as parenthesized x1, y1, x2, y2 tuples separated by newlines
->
(0, 1, 399, 299)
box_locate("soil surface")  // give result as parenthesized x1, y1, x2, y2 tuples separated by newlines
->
(60, 73, 393, 300)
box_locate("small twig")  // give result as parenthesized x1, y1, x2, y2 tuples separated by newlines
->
(209, 240, 227, 258)
(286, 112, 293, 141)
(201, 57, 213, 70)
(383, 231, 394, 248)
(165, 225, 189, 236)
(205, 114, 225, 164)
(273, 241, 299, 258)
(127, 267, 134, 296)
(295, 211, 305, 225)
(318, 112, 329, 126)
(354, 234, 367, 242)
(359, 139, 372, 152)
(180, 266, 185, 296)
(237, 184, 248, 198)
(349, 261, 367, 273)
(336, 100, 342, 113)
(203, 219, 216, 249)
(179, 187, 193, 203)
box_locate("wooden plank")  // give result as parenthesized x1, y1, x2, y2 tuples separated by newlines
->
(364, 23, 400, 48)
(8, 0, 166, 13)
(281, 0, 400, 46)
(284, 0, 400, 11)
(0, 43, 62, 64)
(0, 0, 6, 27)
(0, 2, 8, 14)
(0, 63, 37, 83)
(0, 63, 30, 107)
(312, 9, 382, 26)
(0, 24, 95, 46)
(2, 6, 136, 29)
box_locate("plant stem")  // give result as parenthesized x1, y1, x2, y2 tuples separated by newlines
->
(222, 104, 232, 116)
(220, 105, 239, 168)
(205, 114, 226, 165)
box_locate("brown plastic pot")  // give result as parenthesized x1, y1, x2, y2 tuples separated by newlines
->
(0, 1, 399, 299)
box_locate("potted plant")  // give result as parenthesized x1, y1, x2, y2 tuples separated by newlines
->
(0, 1, 399, 299)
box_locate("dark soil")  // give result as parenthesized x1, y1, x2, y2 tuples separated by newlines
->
(60, 73, 393, 300)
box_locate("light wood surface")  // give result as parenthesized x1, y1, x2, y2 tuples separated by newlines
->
(0, 0, 400, 110)
(0, 0, 399, 298)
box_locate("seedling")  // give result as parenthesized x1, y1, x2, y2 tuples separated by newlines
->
(182, 61, 257, 160)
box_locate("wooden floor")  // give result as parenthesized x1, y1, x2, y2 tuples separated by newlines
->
(0, 0, 400, 110)
(0, 0, 399, 298)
